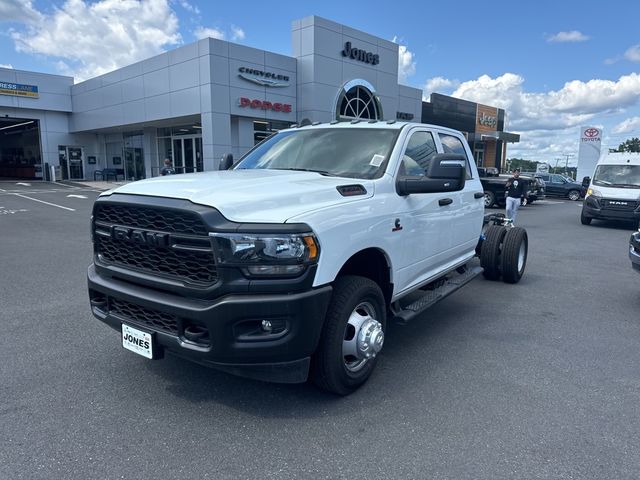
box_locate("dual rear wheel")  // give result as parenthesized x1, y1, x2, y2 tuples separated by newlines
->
(480, 225, 528, 283)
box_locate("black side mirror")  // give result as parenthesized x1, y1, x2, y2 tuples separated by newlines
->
(220, 153, 234, 170)
(396, 153, 467, 195)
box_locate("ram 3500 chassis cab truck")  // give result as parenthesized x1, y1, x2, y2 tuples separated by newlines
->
(88, 121, 528, 395)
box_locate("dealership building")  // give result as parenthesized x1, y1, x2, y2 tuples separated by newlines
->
(0, 16, 518, 181)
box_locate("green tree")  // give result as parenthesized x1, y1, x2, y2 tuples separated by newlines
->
(506, 158, 540, 173)
(614, 137, 640, 152)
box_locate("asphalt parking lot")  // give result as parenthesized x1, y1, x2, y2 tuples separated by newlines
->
(1, 181, 639, 479)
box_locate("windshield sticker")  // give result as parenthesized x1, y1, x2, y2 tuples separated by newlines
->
(369, 154, 385, 167)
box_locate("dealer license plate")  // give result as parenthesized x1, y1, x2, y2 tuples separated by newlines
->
(122, 324, 153, 359)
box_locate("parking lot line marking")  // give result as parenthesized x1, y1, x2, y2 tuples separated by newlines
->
(12, 193, 76, 211)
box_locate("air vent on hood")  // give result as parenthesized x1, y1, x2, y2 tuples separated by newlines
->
(337, 184, 367, 197)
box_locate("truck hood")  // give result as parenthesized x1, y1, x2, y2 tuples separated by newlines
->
(102, 170, 374, 223)
(590, 184, 640, 200)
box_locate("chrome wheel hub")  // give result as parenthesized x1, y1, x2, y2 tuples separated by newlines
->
(342, 301, 384, 373)
(517, 242, 526, 271)
(357, 319, 384, 359)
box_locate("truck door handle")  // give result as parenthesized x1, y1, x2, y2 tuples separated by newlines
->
(439, 198, 453, 206)
(474, 192, 484, 199)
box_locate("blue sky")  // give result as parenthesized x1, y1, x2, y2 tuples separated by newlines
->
(2, 0, 640, 165)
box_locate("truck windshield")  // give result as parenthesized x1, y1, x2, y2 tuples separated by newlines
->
(234, 128, 398, 179)
(593, 165, 640, 188)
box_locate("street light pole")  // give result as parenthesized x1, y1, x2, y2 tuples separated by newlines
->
(563, 154, 574, 178)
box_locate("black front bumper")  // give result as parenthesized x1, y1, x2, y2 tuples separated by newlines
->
(631, 232, 640, 273)
(88, 264, 333, 383)
(582, 196, 640, 222)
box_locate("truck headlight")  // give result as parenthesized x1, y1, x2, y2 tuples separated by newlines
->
(209, 232, 319, 277)
(587, 188, 602, 198)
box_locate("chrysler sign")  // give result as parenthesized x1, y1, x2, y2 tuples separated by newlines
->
(238, 67, 290, 87)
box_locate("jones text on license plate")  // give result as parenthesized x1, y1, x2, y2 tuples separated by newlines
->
(122, 324, 153, 359)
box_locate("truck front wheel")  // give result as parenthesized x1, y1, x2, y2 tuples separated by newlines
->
(311, 275, 386, 395)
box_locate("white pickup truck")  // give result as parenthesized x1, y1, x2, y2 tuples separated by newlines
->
(88, 121, 528, 395)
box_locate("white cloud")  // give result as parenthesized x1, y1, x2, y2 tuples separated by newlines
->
(392, 36, 416, 83)
(612, 116, 640, 134)
(231, 25, 245, 42)
(398, 45, 416, 83)
(546, 30, 590, 43)
(432, 72, 640, 161)
(624, 45, 640, 62)
(0, 64, 13, 69)
(194, 25, 246, 43)
(423, 76, 460, 99)
(0, 0, 42, 23)
(194, 26, 225, 40)
(450, 72, 640, 132)
(9, 0, 181, 81)
(178, 0, 200, 14)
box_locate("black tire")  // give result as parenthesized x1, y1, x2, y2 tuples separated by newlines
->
(480, 225, 507, 280)
(484, 191, 496, 208)
(502, 227, 528, 284)
(581, 211, 592, 225)
(311, 275, 386, 396)
(568, 189, 581, 201)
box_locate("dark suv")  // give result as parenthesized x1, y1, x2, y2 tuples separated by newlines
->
(536, 173, 585, 201)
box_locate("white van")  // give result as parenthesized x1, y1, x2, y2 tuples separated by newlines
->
(581, 152, 640, 227)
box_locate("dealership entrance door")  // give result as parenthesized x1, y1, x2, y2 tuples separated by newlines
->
(157, 124, 203, 176)
(58, 146, 84, 180)
(172, 136, 203, 173)
(0, 117, 43, 179)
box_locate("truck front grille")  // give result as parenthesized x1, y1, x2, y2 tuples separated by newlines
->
(95, 204, 208, 235)
(110, 297, 179, 335)
(601, 199, 639, 211)
(93, 203, 218, 286)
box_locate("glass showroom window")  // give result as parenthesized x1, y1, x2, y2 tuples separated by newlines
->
(253, 120, 293, 145)
(337, 80, 383, 121)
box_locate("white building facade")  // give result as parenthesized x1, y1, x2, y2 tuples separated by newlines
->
(0, 16, 422, 181)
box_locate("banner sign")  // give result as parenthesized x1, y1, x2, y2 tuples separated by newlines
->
(0, 82, 39, 98)
(577, 126, 602, 182)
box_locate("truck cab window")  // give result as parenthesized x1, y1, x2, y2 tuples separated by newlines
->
(400, 131, 437, 176)
(439, 133, 473, 179)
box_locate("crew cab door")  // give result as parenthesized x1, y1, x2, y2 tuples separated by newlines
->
(435, 131, 484, 259)
(392, 128, 460, 293)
